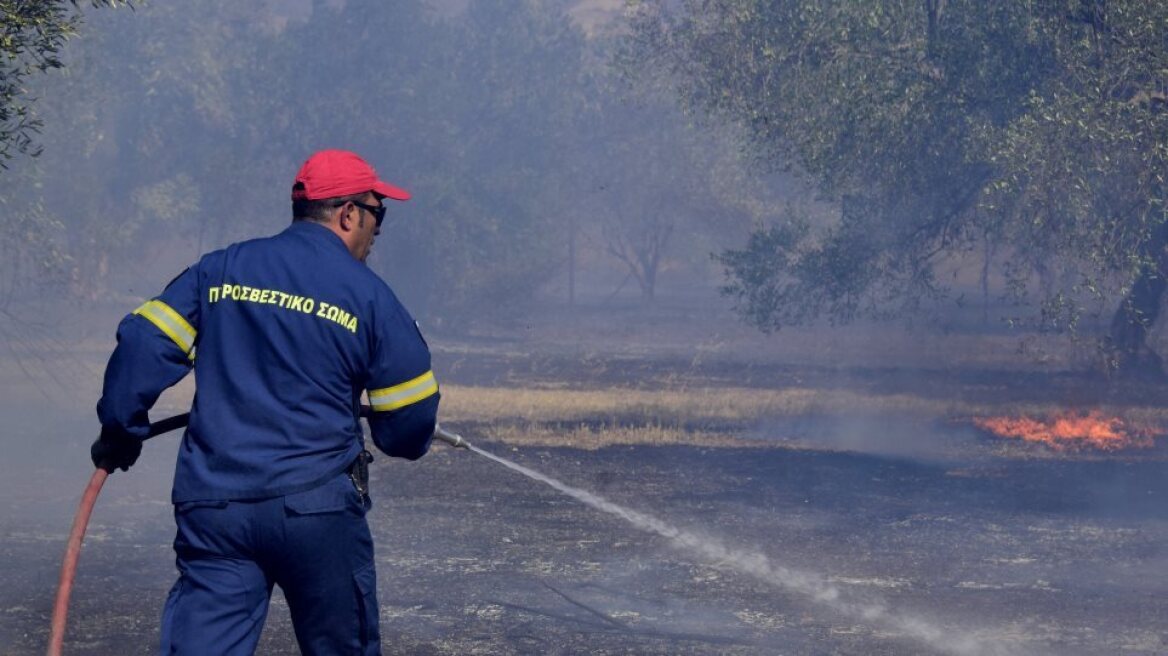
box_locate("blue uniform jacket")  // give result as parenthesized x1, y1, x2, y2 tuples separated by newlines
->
(97, 221, 440, 502)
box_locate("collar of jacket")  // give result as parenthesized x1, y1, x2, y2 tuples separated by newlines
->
(284, 220, 353, 258)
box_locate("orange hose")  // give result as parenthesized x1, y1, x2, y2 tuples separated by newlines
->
(46, 406, 375, 654)
(47, 468, 108, 656)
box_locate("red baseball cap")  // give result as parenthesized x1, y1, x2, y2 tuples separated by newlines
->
(291, 149, 410, 202)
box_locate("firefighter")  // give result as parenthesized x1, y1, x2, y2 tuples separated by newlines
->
(90, 149, 440, 654)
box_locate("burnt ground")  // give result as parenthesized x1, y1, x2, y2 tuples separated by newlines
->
(3, 424, 1167, 655)
(2, 318, 1168, 655)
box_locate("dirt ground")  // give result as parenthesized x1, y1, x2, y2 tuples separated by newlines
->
(6, 433, 1166, 655)
(2, 303, 1167, 655)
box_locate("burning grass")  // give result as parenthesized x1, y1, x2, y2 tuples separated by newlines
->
(972, 411, 1160, 452)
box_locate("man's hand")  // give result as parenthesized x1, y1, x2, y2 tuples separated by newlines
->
(90, 426, 143, 473)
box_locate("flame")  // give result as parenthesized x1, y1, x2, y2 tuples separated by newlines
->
(973, 411, 1157, 451)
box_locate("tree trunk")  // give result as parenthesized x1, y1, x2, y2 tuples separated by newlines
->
(567, 217, 576, 307)
(635, 243, 660, 302)
(1107, 222, 1168, 379)
(640, 262, 656, 301)
(980, 229, 995, 325)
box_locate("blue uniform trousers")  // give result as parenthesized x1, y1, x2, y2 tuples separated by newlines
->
(159, 472, 380, 655)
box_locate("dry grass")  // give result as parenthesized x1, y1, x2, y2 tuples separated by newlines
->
(439, 384, 1168, 448)
(439, 385, 957, 424)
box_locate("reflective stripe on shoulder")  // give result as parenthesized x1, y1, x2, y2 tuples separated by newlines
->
(133, 299, 197, 359)
(368, 370, 438, 412)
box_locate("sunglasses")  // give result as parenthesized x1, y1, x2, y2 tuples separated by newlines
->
(339, 199, 387, 227)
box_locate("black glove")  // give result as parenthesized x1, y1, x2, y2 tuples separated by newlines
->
(91, 426, 143, 473)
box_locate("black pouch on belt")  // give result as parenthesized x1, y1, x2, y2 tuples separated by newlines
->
(348, 449, 374, 500)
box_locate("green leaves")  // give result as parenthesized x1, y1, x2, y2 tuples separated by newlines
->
(0, 0, 128, 165)
(631, 0, 1168, 363)
(716, 214, 812, 331)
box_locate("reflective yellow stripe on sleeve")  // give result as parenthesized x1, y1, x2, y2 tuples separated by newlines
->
(133, 299, 197, 359)
(368, 370, 438, 412)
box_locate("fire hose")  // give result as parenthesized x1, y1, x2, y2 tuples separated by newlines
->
(47, 410, 467, 656)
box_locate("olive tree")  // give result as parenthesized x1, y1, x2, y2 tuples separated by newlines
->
(628, 0, 1168, 378)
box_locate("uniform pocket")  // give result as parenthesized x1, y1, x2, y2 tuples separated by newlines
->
(353, 562, 380, 653)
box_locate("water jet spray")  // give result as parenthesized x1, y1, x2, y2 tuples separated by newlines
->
(463, 442, 1020, 656)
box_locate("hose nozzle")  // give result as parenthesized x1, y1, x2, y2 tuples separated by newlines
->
(434, 424, 469, 449)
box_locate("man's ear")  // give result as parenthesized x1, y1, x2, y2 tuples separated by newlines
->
(336, 202, 355, 233)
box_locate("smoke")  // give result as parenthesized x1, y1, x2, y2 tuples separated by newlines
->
(749, 413, 975, 464)
(468, 444, 1023, 656)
